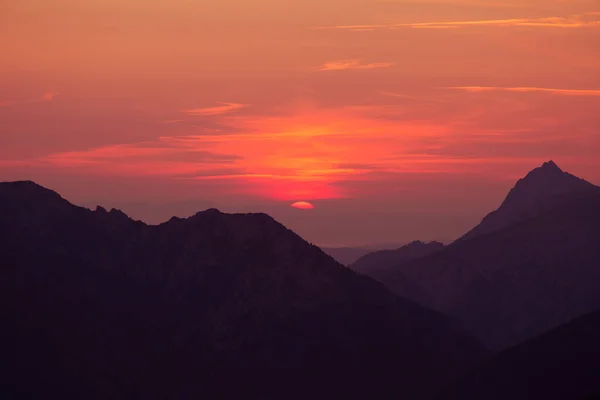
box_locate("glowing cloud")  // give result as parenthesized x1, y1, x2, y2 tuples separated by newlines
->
(447, 87, 600, 96)
(183, 102, 249, 116)
(320, 12, 600, 31)
(315, 60, 393, 71)
(291, 201, 315, 210)
(0, 92, 58, 107)
(43, 92, 57, 101)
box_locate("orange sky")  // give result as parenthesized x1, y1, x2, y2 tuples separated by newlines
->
(1, 0, 599, 246)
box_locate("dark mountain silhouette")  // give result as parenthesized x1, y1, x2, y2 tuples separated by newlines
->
(365, 163, 600, 349)
(321, 246, 372, 265)
(0, 181, 486, 399)
(459, 160, 600, 241)
(440, 310, 600, 399)
(350, 240, 444, 274)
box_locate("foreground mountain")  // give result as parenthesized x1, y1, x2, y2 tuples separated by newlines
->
(350, 241, 444, 274)
(0, 181, 486, 399)
(367, 164, 600, 349)
(440, 310, 600, 399)
(459, 160, 600, 241)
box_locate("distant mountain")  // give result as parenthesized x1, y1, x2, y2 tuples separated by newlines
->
(459, 160, 600, 241)
(321, 246, 373, 265)
(440, 310, 600, 399)
(0, 181, 486, 399)
(365, 163, 600, 349)
(350, 241, 444, 273)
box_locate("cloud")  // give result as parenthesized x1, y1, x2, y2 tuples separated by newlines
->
(183, 102, 249, 116)
(447, 86, 600, 96)
(315, 60, 393, 71)
(335, 162, 379, 171)
(318, 12, 600, 31)
(0, 92, 58, 107)
(43, 92, 58, 101)
(375, 0, 587, 9)
(5, 101, 598, 202)
(10, 136, 243, 178)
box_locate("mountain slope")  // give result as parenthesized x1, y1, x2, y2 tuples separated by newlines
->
(350, 241, 444, 274)
(459, 160, 600, 241)
(372, 191, 600, 349)
(321, 246, 372, 265)
(440, 310, 600, 399)
(0, 181, 487, 399)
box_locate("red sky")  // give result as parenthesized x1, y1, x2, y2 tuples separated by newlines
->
(1, 0, 599, 246)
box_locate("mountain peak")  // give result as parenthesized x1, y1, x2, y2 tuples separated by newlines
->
(523, 160, 565, 182)
(458, 161, 599, 241)
(540, 160, 561, 172)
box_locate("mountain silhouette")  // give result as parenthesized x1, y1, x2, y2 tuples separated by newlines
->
(0, 181, 486, 399)
(459, 160, 600, 241)
(350, 241, 444, 274)
(439, 309, 600, 399)
(364, 163, 600, 349)
(321, 246, 373, 265)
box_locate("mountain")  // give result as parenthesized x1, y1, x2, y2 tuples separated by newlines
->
(459, 160, 600, 241)
(365, 163, 600, 349)
(321, 246, 373, 265)
(440, 310, 600, 399)
(0, 181, 486, 399)
(350, 241, 444, 274)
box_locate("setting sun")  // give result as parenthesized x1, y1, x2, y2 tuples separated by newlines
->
(290, 201, 315, 210)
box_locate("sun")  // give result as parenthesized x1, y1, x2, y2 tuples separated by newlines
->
(290, 201, 315, 210)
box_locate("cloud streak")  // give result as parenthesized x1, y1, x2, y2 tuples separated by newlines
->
(0, 92, 58, 108)
(319, 12, 600, 31)
(447, 86, 600, 96)
(183, 102, 249, 116)
(315, 60, 393, 71)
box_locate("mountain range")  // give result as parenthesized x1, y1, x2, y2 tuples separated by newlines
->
(354, 161, 600, 349)
(3, 159, 600, 399)
(0, 181, 485, 399)
(350, 240, 445, 273)
(320, 246, 374, 265)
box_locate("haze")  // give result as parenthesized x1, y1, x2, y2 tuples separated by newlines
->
(1, 0, 599, 246)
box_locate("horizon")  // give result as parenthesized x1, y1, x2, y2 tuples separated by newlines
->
(2, 0, 600, 247)
(2, 158, 597, 249)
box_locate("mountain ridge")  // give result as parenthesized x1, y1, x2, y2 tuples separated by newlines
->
(459, 160, 600, 241)
(439, 308, 600, 399)
(370, 185, 600, 348)
(0, 180, 486, 398)
(350, 240, 445, 274)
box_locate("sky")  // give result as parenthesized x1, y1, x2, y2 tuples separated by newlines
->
(1, 0, 599, 246)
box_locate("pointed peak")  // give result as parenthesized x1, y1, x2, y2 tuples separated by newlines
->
(520, 160, 566, 182)
(540, 160, 562, 172)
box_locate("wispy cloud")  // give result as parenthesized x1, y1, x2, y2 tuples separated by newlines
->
(43, 92, 57, 101)
(375, 0, 581, 9)
(318, 12, 600, 31)
(379, 90, 453, 104)
(447, 86, 600, 96)
(315, 60, 393, 71)
(183, 102, 249, 116)
(6, 136, 243, 177)
(0, 92, 58, 107)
